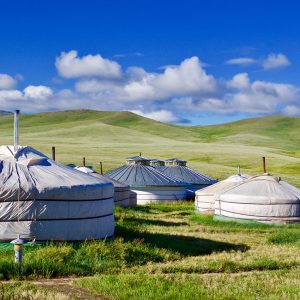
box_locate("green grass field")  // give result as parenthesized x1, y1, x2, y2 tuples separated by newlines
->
(0, 203, 299, 299)
(0, 110, 299, 299)
(0, 109, 299, 186)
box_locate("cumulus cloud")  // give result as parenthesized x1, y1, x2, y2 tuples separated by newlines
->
(227, 73, 250, 90)
(0, 85, 53, 113)
(172, 71, 300, 116)
(75, 56, 217, 103)
(23, 85, 53, 99)
(262, 53, 290, 70)
(225, 58, 257, 66)
(131, 109, 187, 123)
(55, 50, 122, 79)
(0, 74, 17, 90)
(0, 51, 299, 123)
(282, 105, 300, 116)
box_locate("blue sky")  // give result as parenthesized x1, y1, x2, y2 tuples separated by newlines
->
(0, 0, 300, 125)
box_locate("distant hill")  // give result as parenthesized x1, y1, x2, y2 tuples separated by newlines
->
(0, 111, 12, 116)
(0, 109, 299, 186)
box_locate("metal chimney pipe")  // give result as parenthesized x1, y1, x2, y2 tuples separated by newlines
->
(262, 157, 266, 173)
(100, 161, 103, 175)
(14, 110, 20, 152)
(237, 165, 241, 175)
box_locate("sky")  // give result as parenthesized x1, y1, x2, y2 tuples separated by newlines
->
(0, 0, 300, 125)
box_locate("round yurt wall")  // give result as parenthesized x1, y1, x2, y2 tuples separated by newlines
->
(0, 146, 115, 241)
(75, 166, 131, 208)
(215, 174, 300, 224)
(195, 173, 250, 214)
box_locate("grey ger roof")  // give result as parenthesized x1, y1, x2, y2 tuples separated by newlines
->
(74, 166, 129, 189)
(149, 159, 165, 166)
(156, 160, 217, 185)
(126, 156, 151, 162)
(105, 164, 187, 187)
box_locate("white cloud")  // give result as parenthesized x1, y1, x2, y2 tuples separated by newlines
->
(23, 85, 53, 99)
(0, 51, 299, 122)
(225, 58, 257, 66)
(55, 50, 122, 79)
(282, 105, 300, 116)
(262, 53, 290, 70)
(225, 53, 291, 71)
(131, 109, 185, 123)
(173, 73, 300, 115)
(0, 85, 54, 113)
(0, 74, 17, 90)
(227, 73, 250, 90)
(75, 56, 217, 103)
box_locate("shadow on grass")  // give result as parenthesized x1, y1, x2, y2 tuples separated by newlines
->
(127, 204, 194, 215)
(123, 217, 188, 227)
(116, 225, 249, 256)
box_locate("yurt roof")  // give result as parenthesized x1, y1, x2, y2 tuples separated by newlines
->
(0, 145, 113, 200)
(74, 166, 129, 188)
(158, 165, 217, 185)
(219, 174, 300, 203)
(164, 158, 187, 166)
(105, 164, 187, 187)
(126, 156, 151, 165)
(196, 173, 250, 196)
(149, 159, 165, 166)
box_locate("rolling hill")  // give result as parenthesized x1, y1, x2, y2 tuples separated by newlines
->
(0, 109, 299, 187)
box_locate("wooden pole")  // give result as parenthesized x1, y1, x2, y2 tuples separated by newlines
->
(100, 161, 103, 175)
(52, 146, 56, 161)
(139, 152, 142, 157)
(262, 157, 266, 173)
(83, 157, 86, 167)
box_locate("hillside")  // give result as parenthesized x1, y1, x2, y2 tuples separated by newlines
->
(0, 110, 11, 116)
(0, 109, 299, 187)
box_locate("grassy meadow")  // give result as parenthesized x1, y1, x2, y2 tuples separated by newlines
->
(0, 109, 299, 186)
(0, 203, 299, 299)
(0, 110, 299, 299)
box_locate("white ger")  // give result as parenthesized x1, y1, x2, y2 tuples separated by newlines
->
(195, 167, 250, 214)
(75, 166, 131, 208)
(105, 156, 187, 205)
(214, 173, 300, 224)
(0, 111, 115, 241)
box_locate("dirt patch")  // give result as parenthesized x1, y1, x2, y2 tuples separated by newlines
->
(33, 277, 109, 300)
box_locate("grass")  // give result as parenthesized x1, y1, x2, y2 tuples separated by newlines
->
(0, 238, 175, 280)
(268, 228, 300, 247)
(75, 270, 300, 300)
(0, 110, 299, 186)
(0, 203, 299, 298)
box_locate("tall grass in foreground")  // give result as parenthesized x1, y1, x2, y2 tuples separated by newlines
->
(75, 270, 300, 300)
(0, 238, 175, 280)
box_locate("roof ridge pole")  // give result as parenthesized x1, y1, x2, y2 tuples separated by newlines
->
(237, 165, 241, 175)
(14, 110, 20, 153)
